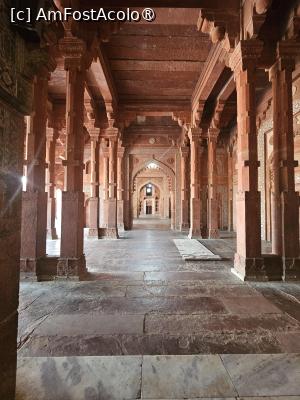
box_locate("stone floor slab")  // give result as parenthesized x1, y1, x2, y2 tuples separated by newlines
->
(35, 313, 144, 336)
(142, 355, 237, 399)
(222, 296, 282, 315)
(16, 356, 142, 400)
(145, 313, 300, 335)
(221, 354, 300, 397)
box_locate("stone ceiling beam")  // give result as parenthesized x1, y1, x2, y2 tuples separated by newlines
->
(191, 43, 227, 126)
(87, 43, 118, 118)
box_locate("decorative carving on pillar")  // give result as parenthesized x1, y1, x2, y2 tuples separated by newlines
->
(229, 39, 266, 281)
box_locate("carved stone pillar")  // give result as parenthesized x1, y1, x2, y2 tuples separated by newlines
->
(87, 128, 100, 237)
(269, 64, 282, 256)
(117, 145, 125, 231)
(0, 101, 26, 400)
(20, 68, 50, 274)
(270, 42, 300, 280)
(227, 145, 234, 232)
(229, 40, 264, 280)
(180, 146, 189, 231)
(170, 189, 176, 229)
(45, 122, 59, 239)
(57, 36, 88, 279)
(188, 128, 202, 239)
(208, 128, 220, 238)
(101, 129, 119, 238)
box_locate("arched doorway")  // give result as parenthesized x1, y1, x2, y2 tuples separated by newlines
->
(138, 182, 161, 217)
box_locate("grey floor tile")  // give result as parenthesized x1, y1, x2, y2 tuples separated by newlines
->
(141, 355, 237, 399)
(221, 354, 300, 397)
(16, 356, 142, 400)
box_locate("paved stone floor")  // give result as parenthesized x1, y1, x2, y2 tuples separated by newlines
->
(17, 219, 300, 399)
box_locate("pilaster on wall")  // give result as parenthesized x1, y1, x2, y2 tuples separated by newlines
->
(229, 40, 265, 281)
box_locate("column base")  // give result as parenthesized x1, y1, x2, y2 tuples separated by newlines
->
(282, 257, 300, 281)
(117, 223, 125, 232)
(47, 228, 58, 240)
(20, 256, 62, 281)
(56, 255, 87, 280)
(88, 228, 101, 238)
(208, 228, 220, 239)
(20, 257, 38, 273)
(99, 227, 119, 239)
(233, 253, 265, 281)
(188, 228, 202, 239)
(180, 223, 190, 232)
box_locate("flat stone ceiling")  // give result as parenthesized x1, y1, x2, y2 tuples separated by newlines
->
(103, 8, 211, 102)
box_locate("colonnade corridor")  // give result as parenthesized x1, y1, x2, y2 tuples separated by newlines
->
(3, 1, 300, 399)
(17, 225, 300, 399)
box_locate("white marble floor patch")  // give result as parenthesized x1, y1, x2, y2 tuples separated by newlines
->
(221, 354, 300, 397)
(173, 239, 221, 260)
(16, 356, 142, 400)
(16, 354, 300, 400)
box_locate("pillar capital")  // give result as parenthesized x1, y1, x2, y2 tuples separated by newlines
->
(180, 146, 189, 159)
(208, 127, 220, 142)
(25, 47, 57, 79)
(229, 39, 263, 75)
(87, 126, 100, 142)
(59, 34, 90, 71)
(188, 127, 202, 142)
(276, 41, 300, 71)
(117, 146, 125, 159)
(103, 126, 119, 141)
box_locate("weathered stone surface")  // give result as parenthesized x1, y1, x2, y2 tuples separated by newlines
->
(221, 354, 300, 396)
(142, 355, 237, 398)
(17, 356, 142, 400)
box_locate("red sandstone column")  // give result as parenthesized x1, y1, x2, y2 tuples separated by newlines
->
(188, 128, 202, 238)
(20, 68, 50, 274)
(269, 64, 282, 256)
(208, 128, 220, 238)
(229, 40, 263, 280)
(87, 128, 100, 238)
(227, 145, 234, 232)
(57, 36, 88, 279)
(180, 146, 189, 231)
(45, 123, 59, 239)
(117, 145, 125, 231)
(101, 128, 119, 238)
(272, 42, 300, 280)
